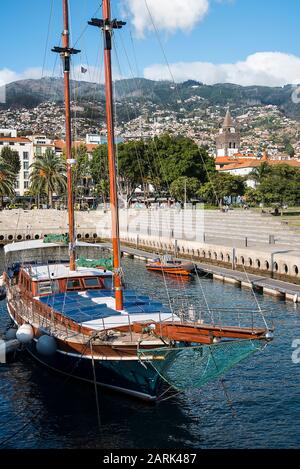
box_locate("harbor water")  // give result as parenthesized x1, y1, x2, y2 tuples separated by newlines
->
(0, 250, 300, 449)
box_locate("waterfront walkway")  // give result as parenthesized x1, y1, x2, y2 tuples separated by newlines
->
(91, 242, 300, 303)
(2, 208, 300, 281)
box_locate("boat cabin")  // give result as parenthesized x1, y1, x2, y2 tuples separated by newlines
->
(18, 264, 113, 297)
(15, 263, 173, 330)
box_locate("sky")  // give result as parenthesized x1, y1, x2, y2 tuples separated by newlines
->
(1, 0, 300, 87)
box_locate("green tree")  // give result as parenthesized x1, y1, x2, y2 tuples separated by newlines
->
(29, 150, 67, 207)
(117, 140, 149, 206)
(257, 165, 300, 206)
(0, 160, 15, 206)
(198, 173, 245, 205)
(244, 187, 263, 206)
(72, 145, 92, 203)
(284, 143, 295, 158)
(0, 146, 21, 174)
(90, 145, 109, 205)
(170, 177, 200, 202)
(249, 162, 272, 185)
(148, 134, 215, 187)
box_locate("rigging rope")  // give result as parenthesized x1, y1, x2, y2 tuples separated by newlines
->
(142, 0, 221, 206)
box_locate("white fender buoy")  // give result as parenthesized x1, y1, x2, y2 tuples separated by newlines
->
(36, 335, 57, 356)
(5, 328, 17, 341)
(265, 330, 274, 341)
(293, 294, 298, 304)
(16, 324, 34, 344)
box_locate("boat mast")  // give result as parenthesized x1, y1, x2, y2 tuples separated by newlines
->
(89, 0, 126, 310)
(52, 0, 80, 271)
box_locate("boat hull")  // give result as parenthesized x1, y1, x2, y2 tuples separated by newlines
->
(25, 341, 162, 401)
(6, 305, 163, 401)
(146, 263, 194, 276)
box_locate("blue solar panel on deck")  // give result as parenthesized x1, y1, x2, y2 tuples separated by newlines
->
(140, 304, 161, 313)
(124, 299, 145, 307)
(149, 302, 163, 308)
(125, 306, 144, 313)
(39, 292, 121, 322)
(87, 290, 113, 298)
(138, 296, 150, 302)
(40, 289, 169, 321)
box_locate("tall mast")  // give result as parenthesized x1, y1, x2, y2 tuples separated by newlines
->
(89, 1, 125, 310)
(52, 0, 80, 271)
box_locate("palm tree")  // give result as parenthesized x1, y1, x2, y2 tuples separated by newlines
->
(30, 150, 67, 207)
(0, 160, 15, 207)
(250, 162, 271, 185)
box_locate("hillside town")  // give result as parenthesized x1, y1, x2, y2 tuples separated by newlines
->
(1, 104, 300, 197)
(1, 97, 300, 153)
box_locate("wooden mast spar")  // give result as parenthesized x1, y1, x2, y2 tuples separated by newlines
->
(52, 0, 80, 272)
(89, 0, 126, 310)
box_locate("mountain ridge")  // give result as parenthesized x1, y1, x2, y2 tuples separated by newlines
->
(1, 77, 299, 120)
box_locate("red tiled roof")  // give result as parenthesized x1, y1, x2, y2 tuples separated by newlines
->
(215, 154, 256, 164)
(219, 160, 300, 171)
(0, 137, 31, 143)
(219, 160, 261, 171)
(54, 140, 98, 152)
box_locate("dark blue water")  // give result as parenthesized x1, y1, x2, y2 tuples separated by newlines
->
(1, 253, 300, 449)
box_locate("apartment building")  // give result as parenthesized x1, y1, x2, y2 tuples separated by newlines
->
(0, 129, 34, 196)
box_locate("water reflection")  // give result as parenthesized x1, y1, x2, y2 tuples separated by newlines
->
(0, 253, 300, 448)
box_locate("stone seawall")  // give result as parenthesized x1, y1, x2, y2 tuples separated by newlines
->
(1, 208, 300, 279)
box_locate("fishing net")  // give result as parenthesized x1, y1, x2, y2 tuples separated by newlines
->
(43, 233, 69, 245)
(76, 257, 113, 271)
(138, 339, 264, 390)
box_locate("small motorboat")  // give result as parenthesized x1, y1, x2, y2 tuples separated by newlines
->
(146, 255, 195, 276)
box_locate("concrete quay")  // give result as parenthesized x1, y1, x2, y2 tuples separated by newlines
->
(97, 242, 300, 304)
(1, 208, 300, 281)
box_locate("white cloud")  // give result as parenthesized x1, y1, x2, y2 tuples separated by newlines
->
(0, 65, 123, 92)
(0, 67, 52, 87)
(144, 52, 300, 86)
(122, 0, 209, 37)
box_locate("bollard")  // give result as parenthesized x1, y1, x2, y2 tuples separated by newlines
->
(232, 247, 236, 270)
(269, 235, 275, 245)
(174, 239, 178, 256)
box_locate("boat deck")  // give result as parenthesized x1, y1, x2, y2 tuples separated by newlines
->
(38, 290, 172, 330)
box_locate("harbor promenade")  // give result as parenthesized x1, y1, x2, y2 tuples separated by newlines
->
(1, 208, 300, 281)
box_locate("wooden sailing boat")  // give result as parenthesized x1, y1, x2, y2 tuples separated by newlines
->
(2, 0, 273, 400)
(146, 255, 195, 276)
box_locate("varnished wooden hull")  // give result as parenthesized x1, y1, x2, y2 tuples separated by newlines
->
(7, 305, 163, 401)
(6, 301, 163, 400)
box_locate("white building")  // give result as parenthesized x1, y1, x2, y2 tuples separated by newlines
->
(29, 135, 55, 157)
(0, 131, 34, 196)
(0, 129, 17, 138)
(86, 134, 101, 145)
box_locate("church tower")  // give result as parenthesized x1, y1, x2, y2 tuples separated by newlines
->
(216, 109, 240, 157)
